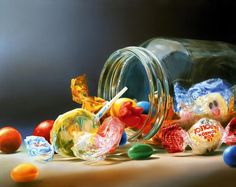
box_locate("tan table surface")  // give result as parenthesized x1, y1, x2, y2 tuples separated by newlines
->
(1, 146, 236, 187)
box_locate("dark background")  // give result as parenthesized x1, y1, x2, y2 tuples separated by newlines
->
(0, 0, 236, 136)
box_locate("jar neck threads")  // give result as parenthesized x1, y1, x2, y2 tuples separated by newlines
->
(98, 47, 169, 140)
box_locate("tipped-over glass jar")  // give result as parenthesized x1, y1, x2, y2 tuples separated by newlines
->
(98, 38, 236, 141)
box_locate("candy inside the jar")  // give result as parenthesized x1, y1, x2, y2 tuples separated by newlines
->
(110, 98, 153, 135)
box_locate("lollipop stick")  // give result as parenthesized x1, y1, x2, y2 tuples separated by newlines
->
(95, 87, 128, 121)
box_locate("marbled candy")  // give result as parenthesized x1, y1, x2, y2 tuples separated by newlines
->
(128, 144, 154, 160)
(24, 136, 54, 161)
(51, 108, 98, 157)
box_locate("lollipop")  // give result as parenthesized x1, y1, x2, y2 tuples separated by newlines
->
(51, 108, 98, 157)
(51, 87, 128, 159)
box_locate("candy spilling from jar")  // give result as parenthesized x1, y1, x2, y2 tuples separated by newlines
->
(23, 75, 236, 162)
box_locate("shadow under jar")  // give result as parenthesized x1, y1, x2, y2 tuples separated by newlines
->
(98, 38, 236, 141)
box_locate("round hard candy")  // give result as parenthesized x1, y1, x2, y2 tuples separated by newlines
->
(0, 126, 22, 153)
(128, 144, 154, 160)
(223, 146, 236, 167)
(188, 118, 224, 154)
(137, 101, 150, 114)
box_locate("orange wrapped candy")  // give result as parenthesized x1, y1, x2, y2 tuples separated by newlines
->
(71, 75, 106, 113)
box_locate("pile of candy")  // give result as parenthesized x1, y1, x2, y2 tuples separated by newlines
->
(2, 75, 236, 182)
(23, 75, 155, 162)
(22, 76, 236, 162)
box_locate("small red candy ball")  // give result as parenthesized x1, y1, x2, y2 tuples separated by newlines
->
(33, 120, 54, 143)
(0, 126, 22, 153)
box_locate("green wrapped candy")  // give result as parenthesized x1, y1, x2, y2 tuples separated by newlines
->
(51, 108, 99, 157)
(128, 144, 154, 160)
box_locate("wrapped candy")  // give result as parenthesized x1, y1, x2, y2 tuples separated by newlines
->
(110, 98, 152, 134)
(51, 108, 99, 157)
(24, 136, 54, 161)
(188, 118, 224, 154)
(161, 117, 236, 154)
(174, 78, 234, 125)
(51, 87, 128, 160)
(71, 117, 125, 161)
(222, 117, 236, 145)
(71, 75, 106, 113)
(161, 124, 189, 153)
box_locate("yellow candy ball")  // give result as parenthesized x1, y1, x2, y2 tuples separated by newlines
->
(10, 163, 39, 182)
(110, 98, 136, 116)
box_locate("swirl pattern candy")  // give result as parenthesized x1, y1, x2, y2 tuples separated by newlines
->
(51, 108, 99, 157)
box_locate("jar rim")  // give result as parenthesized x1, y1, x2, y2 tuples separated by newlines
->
(98, 46, 169, 140)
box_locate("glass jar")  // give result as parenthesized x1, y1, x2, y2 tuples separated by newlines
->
(98, 38, 236, 141)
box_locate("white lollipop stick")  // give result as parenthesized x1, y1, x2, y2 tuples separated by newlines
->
(95, 87, 128, 122)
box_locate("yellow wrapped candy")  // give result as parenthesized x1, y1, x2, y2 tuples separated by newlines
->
(110, 98, 136, 116)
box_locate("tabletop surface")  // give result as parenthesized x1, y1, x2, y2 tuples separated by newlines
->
(1, 145, 236, 187)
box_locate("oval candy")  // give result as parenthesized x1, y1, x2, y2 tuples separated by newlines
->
(223, 146, 236, 167)
(137, 101, 150, 114)
(10, 163, 39, 182)
(128, 144, 154, 160)
(119, 131, 127, 146)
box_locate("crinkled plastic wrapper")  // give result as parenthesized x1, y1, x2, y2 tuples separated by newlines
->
(51, 108, 99, 157)
(174, 78, 234, 124)
(160, 117, 236, 154)
(71, 75, 106, 113)
(71, 117, 125, 161)
(24, 136, 54, 161)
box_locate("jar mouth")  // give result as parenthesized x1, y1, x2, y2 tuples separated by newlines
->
(98, 47, 169, 140)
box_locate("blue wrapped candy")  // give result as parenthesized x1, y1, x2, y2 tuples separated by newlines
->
(173, 78, 234, 123)
(24, 136, 54, 162)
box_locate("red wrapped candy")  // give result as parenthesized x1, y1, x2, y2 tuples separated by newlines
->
(223, 117, 236, 145)
(161, 124, 188, 153)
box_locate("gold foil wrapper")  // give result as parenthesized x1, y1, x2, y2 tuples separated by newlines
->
(71, 75, 106, 113)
